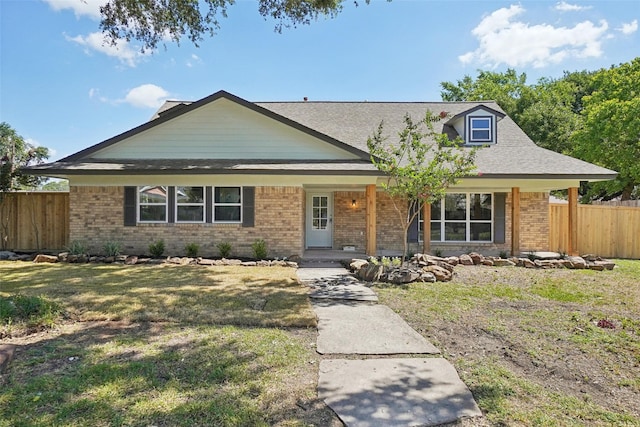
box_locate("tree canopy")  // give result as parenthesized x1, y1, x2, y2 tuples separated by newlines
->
(0, 122, 49, 197)
(100, 0, 374, 51)
(367, 112, 477, 260)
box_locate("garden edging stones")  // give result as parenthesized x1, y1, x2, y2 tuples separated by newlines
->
(349, 252, 616, 284)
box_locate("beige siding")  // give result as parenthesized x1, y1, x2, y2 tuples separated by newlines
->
(92, 99, 359, 160)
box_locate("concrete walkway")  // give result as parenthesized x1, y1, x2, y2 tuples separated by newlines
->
(298, 265, 482, 427)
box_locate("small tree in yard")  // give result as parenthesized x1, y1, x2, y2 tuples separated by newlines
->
(367, 112, 478, 261)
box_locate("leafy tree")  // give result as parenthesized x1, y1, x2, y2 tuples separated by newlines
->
(39, 179, 70, 192)
(0, 122, 49, 197)
(572, 58, 640, 201)
(100, 0, 376, 51)
(367, 112, 477, 260)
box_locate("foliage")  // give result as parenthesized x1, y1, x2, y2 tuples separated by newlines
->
(148, 239, 166, 258)
(66, 240, 88, 255)
(0, 294, 62, 328)
(184, 242, 200, 257)
(99, 0, 375, 51)
(216, 241, 233, 258)
(571, 58, 640, 201)
(39, 179, 69, 192)
(251, 239, 268, 260)
(102, 241, 123, 257)
(367, 111, 477, 260)
(0, 122, 49, 197)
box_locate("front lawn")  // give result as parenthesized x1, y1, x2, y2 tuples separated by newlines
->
(0, 262, 337, 427)
(376, 259, 640, 426)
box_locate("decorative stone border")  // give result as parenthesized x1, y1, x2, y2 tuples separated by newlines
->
(349, 252, 616, 284)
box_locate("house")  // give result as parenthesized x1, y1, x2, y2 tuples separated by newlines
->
(27, 90, 616, 258)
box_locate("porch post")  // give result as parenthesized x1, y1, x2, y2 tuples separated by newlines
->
(568, 187, 578, 256)
(365, 184, 377, 256)
(422, 202, 430, 254)
(511, 187, 520, 256)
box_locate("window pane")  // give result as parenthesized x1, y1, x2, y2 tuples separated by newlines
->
(215, 187, 241, 204)
(470, 194, 492, 220)
(214, 206, 241, 222)
(177, 186, 204, 204)
(472, 118, 490, 129)
(445, 194, 466, 220)
(430, 222, 441, 241)
(140, 205, 166, 221)
(445, 222, 466, 241)
(177, 206, 204, 222)
(139, 186, 167, 204)
(430, 200, 441, 220)
(470, 223, 492, 241)
(472, 129, 490, 140)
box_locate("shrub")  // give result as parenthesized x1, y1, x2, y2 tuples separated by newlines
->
(185, 242, 199, 257)
(251, 239, 268, 260)
(391, 257, 402, 267)
(0, 294, 62, 327)
(148, 239, 165, 258)
(499, 250, 509, 259)
(103, 241, 123, 257)
(67, 240, 87, 255)
(217, 241, 232, 258)
(433, 248, 443, 257)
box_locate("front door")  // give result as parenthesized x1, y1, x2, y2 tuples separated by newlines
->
(306, 193, 333, 248)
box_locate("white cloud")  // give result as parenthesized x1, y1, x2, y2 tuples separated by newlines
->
(43, 0, 105, 19)
(186, 53, 202, 68)
(459, 5, 609, 68)
(65, 31, 147, 67)
(122, 84, 170, 109)
(555, 2, 592, 12)
(88, 87, 109, 103)
(619, 19, 638, 35)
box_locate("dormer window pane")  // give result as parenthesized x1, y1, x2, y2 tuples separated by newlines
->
(470, 117, 492, 142)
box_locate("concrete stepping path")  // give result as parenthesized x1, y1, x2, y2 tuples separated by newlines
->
(319, 358, 481, 427)
(314, 303, 440, 355)
(297, 266, 482, 426)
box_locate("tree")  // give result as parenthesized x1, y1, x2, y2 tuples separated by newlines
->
(100, 0, 375, 51)
(367, 112, 477, 260)
(1, 122, 49, 196)
(571, 58, 640, 201)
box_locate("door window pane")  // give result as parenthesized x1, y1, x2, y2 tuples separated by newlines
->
(312, 196, 329, 230)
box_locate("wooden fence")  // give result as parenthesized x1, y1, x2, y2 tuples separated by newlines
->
(549, 203, 640, 259)
(0, 192, 69, 251)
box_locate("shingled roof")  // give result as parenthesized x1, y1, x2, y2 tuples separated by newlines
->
(28, 90, 616, 181)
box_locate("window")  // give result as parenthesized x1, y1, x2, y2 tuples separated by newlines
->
(176, 186, 205, 222)
(419, 193, 492, 242)
(138, 186, 167, 222)
(469, 117, 492, 143)
(214, 187, 241, 222)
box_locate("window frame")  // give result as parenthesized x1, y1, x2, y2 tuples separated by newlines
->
(213, 186, 243, 224)
(175, 186, 206, 223)
(468, 116, 493, 144)
(419, 193, 494, 243)
(137, 185, 168, 223)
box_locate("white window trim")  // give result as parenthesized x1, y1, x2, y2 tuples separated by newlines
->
(419, 193, 493, 243)
(468, 116, 493, 144)
(138, 186, 168, 224)
(175, 186, 206, 223)
(213, 186, 243, 224)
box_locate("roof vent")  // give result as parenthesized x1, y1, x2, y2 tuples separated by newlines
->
(303, 97, 308, 102)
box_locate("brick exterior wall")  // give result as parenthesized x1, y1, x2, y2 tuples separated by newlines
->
(515, 191, 549, 252)
(333, 191, 366, 251)
(70, 186, 304, 258)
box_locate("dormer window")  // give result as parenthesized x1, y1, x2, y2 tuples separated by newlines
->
(469, 117, 493, 143)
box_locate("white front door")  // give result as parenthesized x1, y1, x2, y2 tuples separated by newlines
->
(306, 193, 333, 248)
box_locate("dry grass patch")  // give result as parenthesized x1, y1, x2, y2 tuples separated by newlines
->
(376, 260, 640, 426)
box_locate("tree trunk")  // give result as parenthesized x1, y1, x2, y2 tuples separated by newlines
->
(621, 183, 634, 201)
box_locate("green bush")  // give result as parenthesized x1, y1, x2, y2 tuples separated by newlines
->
(251, 239, 268, 260)
(185, 242, 200, 257)
(103, 241, 123, 257)
(148, 239, 165, 258)
(0, 294, 62, 327)
(67, 240, 87, 255)
(217, 241, 232, 258)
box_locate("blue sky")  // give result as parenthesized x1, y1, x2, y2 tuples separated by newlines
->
(0, 0, 637, 161)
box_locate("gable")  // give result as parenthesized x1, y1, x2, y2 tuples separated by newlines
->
(90, 98, 361, 161)
(447, 106, 503, 145)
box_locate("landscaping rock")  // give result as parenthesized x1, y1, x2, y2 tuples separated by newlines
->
(242, 261, 257, 266)
(493, 259, 516, 267)
(482, 259, 494, 266)
(104, 256, 115, 263)
(469, 252, 483, 265)
(420, 272, 437, 282)
(444, 256, 460, 266)
(358, 264, 384, 282)
(594, 260, 615, 270)
(522, 258, 536, 268)
(57, 252, 69, 262)
(568, 256, 587, 269)
(197, 258, 215, 265)
(459, 254, 474, 266)
(287, 254, 302, 263)
(125, 256, 138, 265)
(0, 251, 16, 260)
(385, 268, 421, 284)
(350, 259, 369, 271)
(437, 261, 456, 272)
(33, 254, 58, 263)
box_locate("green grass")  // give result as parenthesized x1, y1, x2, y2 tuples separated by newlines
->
(0, 262, 325, 427)
(0, 294, 62, 329)
(376, 260, 640, 426)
